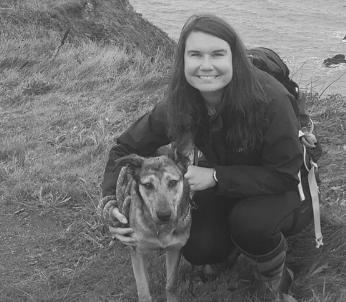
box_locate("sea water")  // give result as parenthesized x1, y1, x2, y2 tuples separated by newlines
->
(130, 0, 346, 95)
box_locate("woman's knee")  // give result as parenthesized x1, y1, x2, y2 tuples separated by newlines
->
(229, 197, 285, 254)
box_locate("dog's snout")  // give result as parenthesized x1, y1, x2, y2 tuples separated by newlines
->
(156, 210, 171, 222)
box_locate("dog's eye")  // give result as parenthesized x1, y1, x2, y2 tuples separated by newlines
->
(141, 182, 154, 190)
(168, 179, 178, 188)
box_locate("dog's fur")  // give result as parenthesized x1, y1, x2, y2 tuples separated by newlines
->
(114, 154, 191, 302)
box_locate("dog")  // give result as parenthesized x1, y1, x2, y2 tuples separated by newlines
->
(106, 154, 192, 302)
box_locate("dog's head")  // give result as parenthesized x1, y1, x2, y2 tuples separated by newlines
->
(115, 154, 190, 225)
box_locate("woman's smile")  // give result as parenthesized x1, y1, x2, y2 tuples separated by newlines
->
(197, 75, 220, 79)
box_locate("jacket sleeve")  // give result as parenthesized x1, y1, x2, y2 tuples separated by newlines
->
(214, 94, 303, 199)
(101, 101, 170, 197)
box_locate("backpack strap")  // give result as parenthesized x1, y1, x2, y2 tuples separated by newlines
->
(297, 170, 305, 201)
(308, 160, 324, 248)
(298, 130, 324, 248)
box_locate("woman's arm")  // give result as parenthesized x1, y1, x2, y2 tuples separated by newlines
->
(101, 101, 170, 197)
(214, 94, 303, 199)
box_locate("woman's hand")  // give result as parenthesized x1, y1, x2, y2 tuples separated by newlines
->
(108, 207, 136, 246)
(184, 165, 217, 191)
(98, 196, 137, 246)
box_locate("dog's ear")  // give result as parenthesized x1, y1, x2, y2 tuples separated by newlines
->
(155, 144, 175, 159)
(173, 150, 190, 174)
(177, 157, 190, 175)
(155, 143, 190, 173)
(115, 154, 144, 176)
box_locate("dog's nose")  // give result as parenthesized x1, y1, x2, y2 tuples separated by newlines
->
(156, 210, 171, 222)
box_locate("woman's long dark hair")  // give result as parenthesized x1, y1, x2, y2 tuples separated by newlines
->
(166, 14, 267, 153)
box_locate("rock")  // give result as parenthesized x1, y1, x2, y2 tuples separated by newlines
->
(343, 35, 346, 41)
(323, 54, 346, 67)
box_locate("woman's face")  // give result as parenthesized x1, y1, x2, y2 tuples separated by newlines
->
(184, 31, 233, 98)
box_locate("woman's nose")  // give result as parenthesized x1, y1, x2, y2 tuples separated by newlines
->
(200, 56, 213, 70)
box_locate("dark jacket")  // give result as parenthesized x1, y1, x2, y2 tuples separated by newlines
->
(102, 70, 303, 199)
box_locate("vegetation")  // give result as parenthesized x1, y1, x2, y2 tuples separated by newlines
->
(0, 0, 345, 301)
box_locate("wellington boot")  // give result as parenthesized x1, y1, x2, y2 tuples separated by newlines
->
(248, 235, 298, 301)
(264, 266, 297, 302)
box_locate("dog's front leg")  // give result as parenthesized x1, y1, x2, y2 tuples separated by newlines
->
(165, 248, 182, 302)
(130, 247, 152, 302)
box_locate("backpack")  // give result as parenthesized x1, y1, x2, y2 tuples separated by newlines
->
(248, 47, 299, 97)
(247, 47, 303, 113)
(247, 47, 323, 248)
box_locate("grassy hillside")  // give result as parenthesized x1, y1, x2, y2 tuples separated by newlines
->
(0, 0, 175, 57)
(0, 1, 345, 301)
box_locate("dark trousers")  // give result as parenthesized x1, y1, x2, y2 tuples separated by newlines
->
(182, 188, 313, 265)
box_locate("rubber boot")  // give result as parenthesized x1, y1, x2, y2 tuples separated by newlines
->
(249, 235, 298, 302)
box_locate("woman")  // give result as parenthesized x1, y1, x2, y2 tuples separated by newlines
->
(100, 14, 312, 301)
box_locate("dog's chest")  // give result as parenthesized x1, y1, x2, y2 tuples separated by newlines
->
(135, 225, 190, 251)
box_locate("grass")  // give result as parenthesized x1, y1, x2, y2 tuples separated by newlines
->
(0, 1, 345, 301)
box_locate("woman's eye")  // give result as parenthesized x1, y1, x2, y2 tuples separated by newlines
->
(142, 182, 154, 190)
(168, 180, 178, 188)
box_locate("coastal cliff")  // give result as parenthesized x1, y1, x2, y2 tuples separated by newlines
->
(0, 0, 176, 58)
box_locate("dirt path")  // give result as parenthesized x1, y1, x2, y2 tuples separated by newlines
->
(0, 205, 64, 300)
